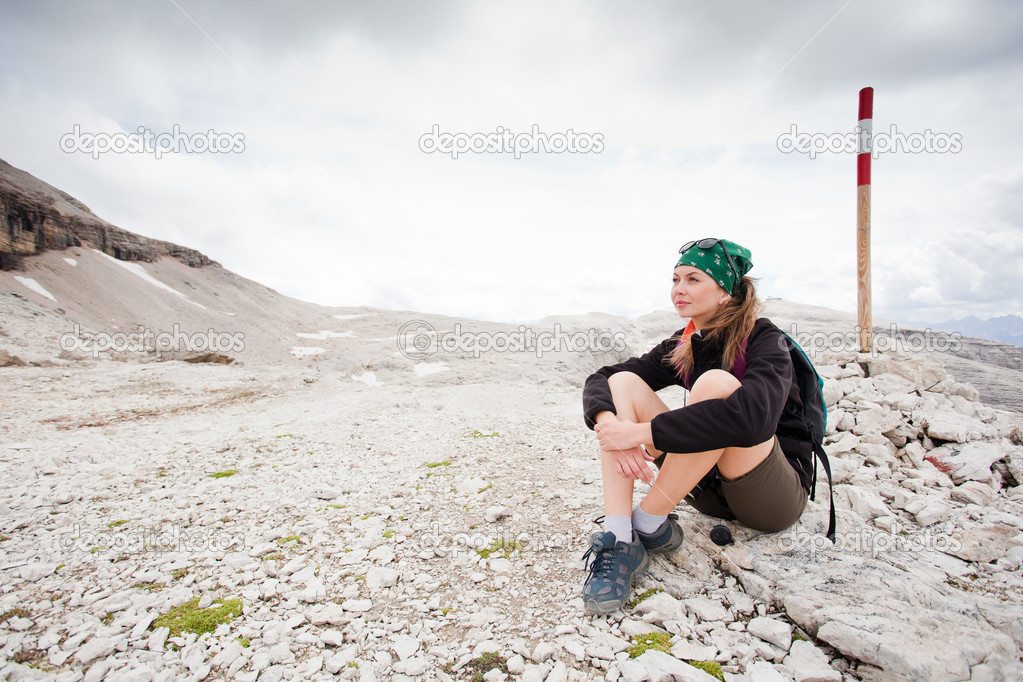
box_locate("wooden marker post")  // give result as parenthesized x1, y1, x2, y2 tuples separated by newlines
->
(856, 87, 873, 353)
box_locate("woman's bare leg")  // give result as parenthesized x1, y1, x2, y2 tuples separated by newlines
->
(599, 372, 671, 517)
(640, 369, 775, 516)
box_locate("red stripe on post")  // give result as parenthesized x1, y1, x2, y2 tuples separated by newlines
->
(857, 154, 871, 186)
(857, 87, 873, 186)
(858, 87, 874, 121)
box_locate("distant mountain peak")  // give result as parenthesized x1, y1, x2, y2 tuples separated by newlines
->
(929, 313, 1023, 348)
(0, 157, 216, 271)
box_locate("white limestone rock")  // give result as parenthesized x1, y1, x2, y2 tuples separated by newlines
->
(845, 488, 889, 521)
(544, 660, 568, 682)
(782, 640, 840, 681)
(366, 566, 399, 588)
(521, 663, 550, 682)
(913, 499, 952, 527)
(485, 505, 513, 523)
(931, 442, 1014, 483)
(507, 653, 526, 674)
(683, 597, 729, 623)
(670, 640, 717, 662)
(945, 525, 1017, 563)
(391, 634, 419, 661)
(341, 599, 372, 612)
(822, 380, 843, 408)
(76, 637, 117, 664)
(620, 620, 669, 638)
(19, 563, 57, 582)
(619, 650, 720, 681)
(917, 408, 994, 443)
(747, 617, 792, 652)
(633, 591, 687, 624)
(743, 661, 789, 681)
(321, 630, 346, 647)
(950, 480, 997, 506)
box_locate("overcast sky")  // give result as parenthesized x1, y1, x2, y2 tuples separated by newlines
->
(2, 0, 1021, 326)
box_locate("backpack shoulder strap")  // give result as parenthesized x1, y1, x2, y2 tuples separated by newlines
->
(814, 439, 837, 543)
(727, 336, 749, 379)
(784, 332, 837, 543)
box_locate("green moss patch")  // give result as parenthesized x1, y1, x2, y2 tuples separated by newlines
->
(132, 581, 166, 592)
(628, 587, 663, 609)
(686, 660, 724, 680)
(461, 429, 499, 438)
(152, 597, 242, 638)
(464, 652, 507, 681)
(209, 470, 237, 479)
(627, 632, 672, 658)
(476, 539, 522, 559)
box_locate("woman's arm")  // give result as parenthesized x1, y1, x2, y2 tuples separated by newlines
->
(593, 419, 653, 451)
(582, 334, 682, 430)
(648, 320, 795, 454)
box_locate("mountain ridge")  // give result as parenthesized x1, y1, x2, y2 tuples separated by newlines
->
(928, 314, 1023, 348)
(0, 157, 214, 270)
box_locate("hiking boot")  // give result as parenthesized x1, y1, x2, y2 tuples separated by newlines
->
(635, 514, 684, 554)
(581, 531, 649, 614)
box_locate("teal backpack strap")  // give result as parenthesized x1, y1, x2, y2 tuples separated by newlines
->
(733, 332, 836, 543)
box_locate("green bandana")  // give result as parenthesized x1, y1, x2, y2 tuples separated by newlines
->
(675, 238, 753, 296)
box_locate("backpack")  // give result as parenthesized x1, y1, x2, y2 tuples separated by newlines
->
(732, 332, 836, 542)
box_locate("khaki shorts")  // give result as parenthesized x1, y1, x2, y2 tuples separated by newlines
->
(685, 437, 807, 532)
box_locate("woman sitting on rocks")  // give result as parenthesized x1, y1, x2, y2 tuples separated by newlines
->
(580, 238, 814, 613)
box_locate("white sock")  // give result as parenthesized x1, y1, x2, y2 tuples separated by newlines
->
(632, 504, 667, 534)
(604, 515, 633, 544)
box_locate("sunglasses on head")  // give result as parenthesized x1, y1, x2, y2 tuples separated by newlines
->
(678, 238, 741, 290)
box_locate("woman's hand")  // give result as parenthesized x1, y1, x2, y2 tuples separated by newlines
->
(594, 419, 645, 452)
(608, 446, 656, 484)
(594, 419, 656, 483)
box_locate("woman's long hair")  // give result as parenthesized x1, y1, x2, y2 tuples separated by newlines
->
(667, 276, 763, 379)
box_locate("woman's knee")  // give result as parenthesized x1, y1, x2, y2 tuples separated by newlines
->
(607, 372, 667, 423)
(689, 368, 741, 402)
(607, 371, 652, 403)
(607, 371, 644, 392)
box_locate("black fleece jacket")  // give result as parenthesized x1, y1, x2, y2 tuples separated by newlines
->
(582, 317, 813, 492)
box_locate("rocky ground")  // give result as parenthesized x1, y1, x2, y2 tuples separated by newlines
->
(1, 328, 1023, 681)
